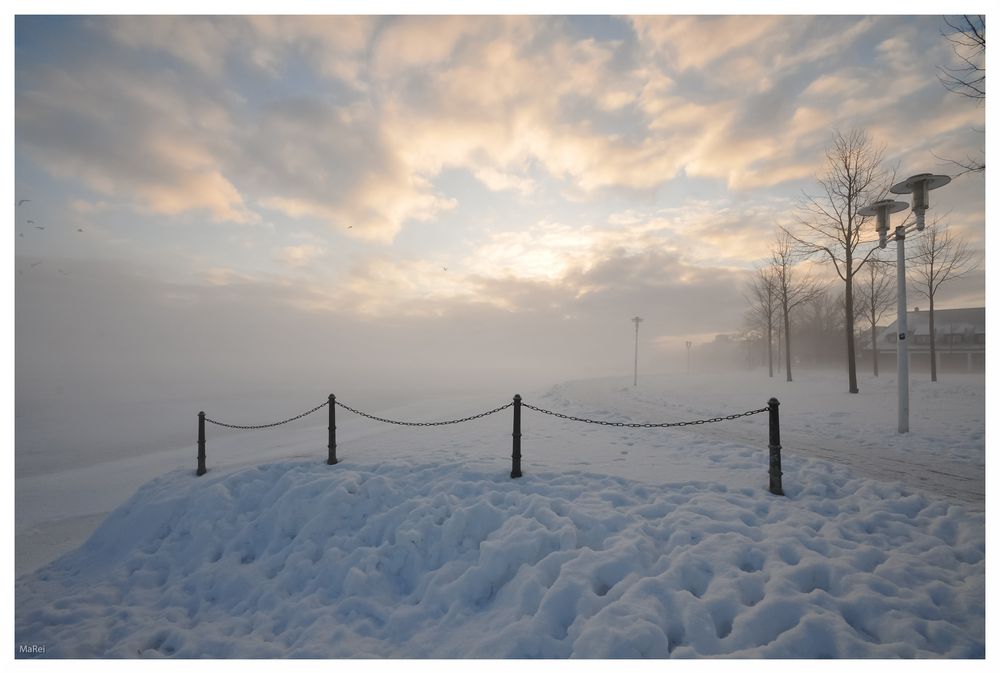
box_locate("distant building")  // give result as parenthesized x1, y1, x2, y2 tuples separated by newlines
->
(866, 307, 984, 372)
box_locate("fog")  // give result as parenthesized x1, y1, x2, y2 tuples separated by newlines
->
(15, 256, 717, 476)
(14, 14, 988, 487)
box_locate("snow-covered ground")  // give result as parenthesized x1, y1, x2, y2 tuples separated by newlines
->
(14, 370, 986, 657)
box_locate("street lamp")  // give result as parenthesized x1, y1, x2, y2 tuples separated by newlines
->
(860, 173, 951, 433)
(685, 340, 692, 374)
(890, 173, 952, 231)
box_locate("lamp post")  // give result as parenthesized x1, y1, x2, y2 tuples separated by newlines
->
(685, 340, 692, 374)
(631, 316, 643, 387)
(860, 173, 950, 433)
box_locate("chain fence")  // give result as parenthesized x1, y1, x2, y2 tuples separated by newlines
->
(520, 402, 770, 427)
(333, 399, 513, 426)
(202, 399, 766, 431)
(204, 400, 330, 430)
(195, 393, 784, 496)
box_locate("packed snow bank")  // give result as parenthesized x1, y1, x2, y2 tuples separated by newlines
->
(16, 370, 984, 577)
(16, 458, 984, 658)
(541, 371, 985, 508)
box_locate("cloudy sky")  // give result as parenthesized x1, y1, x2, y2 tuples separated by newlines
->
(12, 10, 987, 405)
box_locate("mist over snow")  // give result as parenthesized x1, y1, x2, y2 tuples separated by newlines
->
(12, 12, 987, 662)
(15, 370, 985, 657)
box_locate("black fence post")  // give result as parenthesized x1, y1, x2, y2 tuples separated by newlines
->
(768, 397, 783, 496)
(327, 394, 338, 465)
(511, 394, 522, 478)
(197, 411, 207, 476)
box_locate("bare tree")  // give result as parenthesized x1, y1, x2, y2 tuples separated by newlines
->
(745, 265, 779, 377)
(936, 15, 985, 175)
(740, 312, 765, 367)
(908, 221, 980, 382)
(939, 15, 985, 102)
(854, 256, 895, 377)
(772, 232, 823, 382)
(784, 129, 893, 393)
(799, 287, 845, 368)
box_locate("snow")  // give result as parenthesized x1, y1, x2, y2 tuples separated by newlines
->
(14, 370, 986, 658)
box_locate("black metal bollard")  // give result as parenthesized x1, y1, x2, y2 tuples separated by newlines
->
(197, 411, 207, 476)
(327, 394, 338, 465)
(768, 397, 783, 496)
(511, 394, 522, 478)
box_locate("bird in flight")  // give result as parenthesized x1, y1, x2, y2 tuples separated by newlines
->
(34, 226, 45, 230)
(30, 261, 42, 267)
(27, 220, 35, 224)
(347, 225, 353, 229)
(442, 266, 448, 271)
(17, 199, 30, 206)
(77, 228, 84, 232)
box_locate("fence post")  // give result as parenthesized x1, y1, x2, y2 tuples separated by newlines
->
(327, 394, 338, 465)
(197, 411, 207, 476)
(511, 394, 522, 478)
(768, 397, 783, 496)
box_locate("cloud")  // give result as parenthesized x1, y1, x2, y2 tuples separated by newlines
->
(17, 62, 257, 223)
(371, 16, 486, 78)
(104, 16, 375, 85)
(15, 14, 984, 272)
(245, 15, 374, 84)
(102, 16, 239, 76)
(275, 244, 326, 269)
(321, 202, 782, 323)
(630, 16, 785, 74)
(69, 199, 109, 213)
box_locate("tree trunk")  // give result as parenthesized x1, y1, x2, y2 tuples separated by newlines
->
(767, 315, 774, 377)
(784, 303, 793, 382)
(929, 294, 937, 382)
(871, 322, 879, 377)
(777, 328, 782, 373)
(845, 268, 859, 393)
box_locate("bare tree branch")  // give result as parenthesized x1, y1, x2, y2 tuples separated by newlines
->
(936, 15, 985, 173)
(854, 255, 895, 376)
(906, 218, 981, 381)
(772, 231, 824, 382)
(938, 15, 986, 101)
(789, 128, 893, 392)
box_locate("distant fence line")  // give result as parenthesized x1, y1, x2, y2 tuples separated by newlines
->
(197, 394, 785, 496)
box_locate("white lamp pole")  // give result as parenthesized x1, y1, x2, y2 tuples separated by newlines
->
(861, 173, 951, 434)
(894, 224, 910, 433)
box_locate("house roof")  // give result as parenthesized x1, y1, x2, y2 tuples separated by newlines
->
(876, 307, 984, 342)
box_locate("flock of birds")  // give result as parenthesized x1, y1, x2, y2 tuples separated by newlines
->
(16, 199, 452, 276)
(16, 198, 84, 276)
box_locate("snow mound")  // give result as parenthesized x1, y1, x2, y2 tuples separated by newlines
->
(16, 459, 984, 658)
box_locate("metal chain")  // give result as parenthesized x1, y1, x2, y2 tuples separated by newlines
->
(520, 402, 769, 428)
(334, 399, 514, 426)
(204, 400, 329, 430)
(204, 397, 767, 431)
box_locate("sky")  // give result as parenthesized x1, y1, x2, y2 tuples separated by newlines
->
(10, 7, 988, 409)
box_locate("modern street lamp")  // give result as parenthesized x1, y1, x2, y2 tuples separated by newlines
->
(860, 173, 951, 433)
(890, 173, 952, 231)
(631, 316, 643, 387)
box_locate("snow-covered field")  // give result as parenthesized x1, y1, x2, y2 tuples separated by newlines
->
(14, 370, 986, 658)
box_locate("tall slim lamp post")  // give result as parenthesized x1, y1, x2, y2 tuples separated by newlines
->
(685, 340, 692, 374)
(860, 173, 950, 433)
(632, 316, 643, 387)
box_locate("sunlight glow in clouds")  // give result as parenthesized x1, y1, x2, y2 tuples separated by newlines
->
(15, 14, 985, 331)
